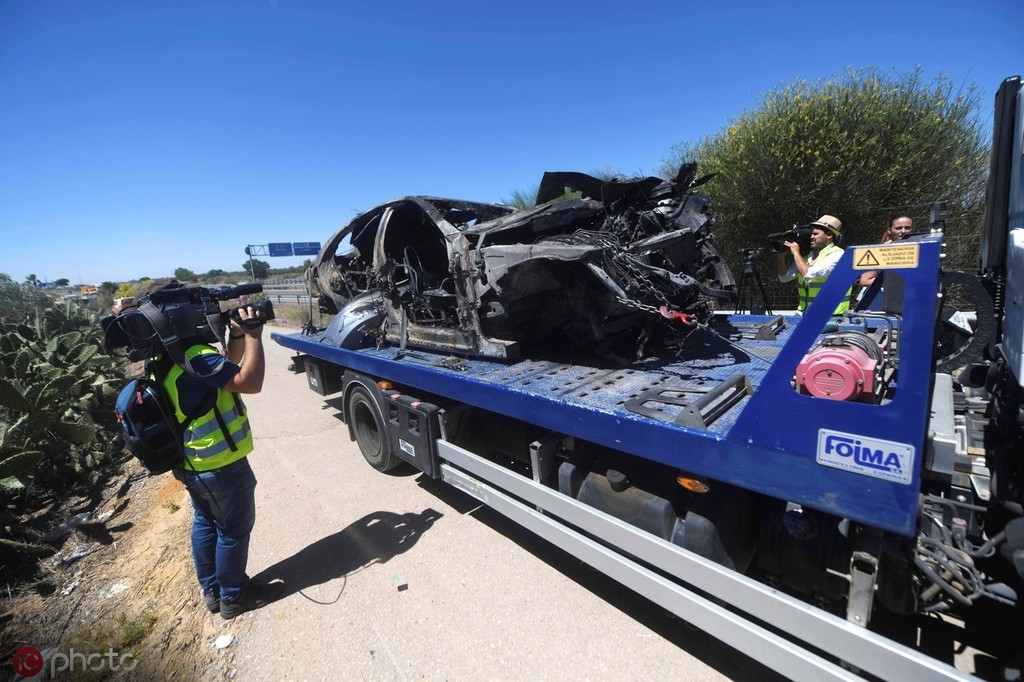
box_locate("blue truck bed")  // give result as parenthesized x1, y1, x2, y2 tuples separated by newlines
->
(274, 239, 943, 536)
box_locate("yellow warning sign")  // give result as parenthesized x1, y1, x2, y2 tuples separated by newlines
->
(851, 244, 919, 270)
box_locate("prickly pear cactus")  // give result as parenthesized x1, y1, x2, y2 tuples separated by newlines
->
(0, 299, 125, 561)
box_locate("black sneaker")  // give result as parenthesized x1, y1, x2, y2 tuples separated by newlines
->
(203, 589, 220, 614)
(220, 580, 283, 620)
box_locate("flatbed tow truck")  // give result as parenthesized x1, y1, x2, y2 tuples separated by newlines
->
(272, 76, 1024, 680)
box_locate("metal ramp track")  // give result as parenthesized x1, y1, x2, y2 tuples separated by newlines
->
(437, 440, 973, 682)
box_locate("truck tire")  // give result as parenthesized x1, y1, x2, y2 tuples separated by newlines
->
(347, 385, 401, 472)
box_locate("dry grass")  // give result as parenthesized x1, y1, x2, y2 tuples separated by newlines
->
(267, 302, 334, 330)
(1, 464, 231, 681)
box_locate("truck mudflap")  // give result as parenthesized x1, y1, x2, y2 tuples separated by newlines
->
(436, 439, 972, 682)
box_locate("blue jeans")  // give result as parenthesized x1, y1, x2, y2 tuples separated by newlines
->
(179, 457, 257, 604)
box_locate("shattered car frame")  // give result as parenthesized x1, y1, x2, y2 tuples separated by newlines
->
(306, 164, 736, 363)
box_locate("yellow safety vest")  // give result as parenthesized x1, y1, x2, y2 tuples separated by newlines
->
(161, 345, 253, 472)
(796, 243, 852, 315)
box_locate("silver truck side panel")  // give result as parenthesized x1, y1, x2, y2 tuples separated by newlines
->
(437, 440, 973, 682)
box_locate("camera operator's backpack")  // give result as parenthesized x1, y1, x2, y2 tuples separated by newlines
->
(115, 378, 181, 475)
(114, 357, 209, 475)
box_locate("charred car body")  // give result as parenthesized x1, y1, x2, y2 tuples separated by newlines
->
(306, 164, 736, 362)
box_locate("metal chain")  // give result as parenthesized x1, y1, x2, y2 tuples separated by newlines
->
(613, 253, 672, 308)
(614, 295, 663, 315)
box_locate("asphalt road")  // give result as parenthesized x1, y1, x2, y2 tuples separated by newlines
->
(227, 327, 779, 680)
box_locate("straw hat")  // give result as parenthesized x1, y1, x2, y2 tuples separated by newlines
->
(809, 215, 842, 237)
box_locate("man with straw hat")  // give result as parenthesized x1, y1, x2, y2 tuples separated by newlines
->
(776, 214, 851, 315)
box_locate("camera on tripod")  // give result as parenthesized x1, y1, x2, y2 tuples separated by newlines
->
(767, 225, 813, 253)
(734, 247, 773, 315)
(101, 283, 275, 362)
(737, 247, 765, 276)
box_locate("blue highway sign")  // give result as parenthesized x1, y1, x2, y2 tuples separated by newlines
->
(268, 242, 294, 257)
(292, 242, 322, 256)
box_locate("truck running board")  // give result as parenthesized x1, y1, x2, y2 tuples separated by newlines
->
(436, 440, 972, 682)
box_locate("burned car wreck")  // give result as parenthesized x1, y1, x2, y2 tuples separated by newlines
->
(306, 164, 736, 363)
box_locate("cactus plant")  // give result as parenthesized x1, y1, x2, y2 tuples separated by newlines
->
(0, 286, 127, 562)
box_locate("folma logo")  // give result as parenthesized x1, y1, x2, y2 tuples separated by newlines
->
(816, 429, 914, 484)
(824, 435, 901, 471)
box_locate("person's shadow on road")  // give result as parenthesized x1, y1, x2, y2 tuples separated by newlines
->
(251, 508, 442, 604)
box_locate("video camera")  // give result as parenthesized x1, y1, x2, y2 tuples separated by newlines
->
(101, 283, 274, 363)
(767, 225, 813, 253)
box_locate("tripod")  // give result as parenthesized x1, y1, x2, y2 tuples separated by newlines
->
(735, 248, 773, 315)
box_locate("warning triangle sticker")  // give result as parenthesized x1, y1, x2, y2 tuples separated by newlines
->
(856, 250, 881, 267)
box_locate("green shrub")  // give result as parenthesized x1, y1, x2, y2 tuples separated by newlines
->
(0, 296, 126, 562)
(0, 274, 51, 323)
(662, 67, 989, 302)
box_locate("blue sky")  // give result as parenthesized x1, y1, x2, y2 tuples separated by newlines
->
(1, 0, 1021, 284)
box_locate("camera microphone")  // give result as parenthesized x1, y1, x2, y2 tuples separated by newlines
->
(220, 283, 264, 299)
(767, 225, 813, 253)
(103, 282, 275, 362)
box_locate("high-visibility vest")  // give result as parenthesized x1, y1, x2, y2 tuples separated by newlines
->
(796, 243, 851, 314)
(161, 345, 253, 472)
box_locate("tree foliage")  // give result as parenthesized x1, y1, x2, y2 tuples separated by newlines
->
(501, 165, 625, 209)
(243, 258, 270, 280)
(0, 274, 51, 322)
(174, 267, 197, 282)
(500, 185, 540, 209)
(115, 280, 150, 299)
(661, 68, 989, 283)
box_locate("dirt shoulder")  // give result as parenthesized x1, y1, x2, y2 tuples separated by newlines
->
(2, 459, 230, 680)
(2, 324, 310, 681)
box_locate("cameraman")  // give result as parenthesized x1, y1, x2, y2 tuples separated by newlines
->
(136, 281, 281, 620)
(775, 214, 851, 315)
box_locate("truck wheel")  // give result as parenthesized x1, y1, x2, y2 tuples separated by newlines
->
(347, 385, 401, 472)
